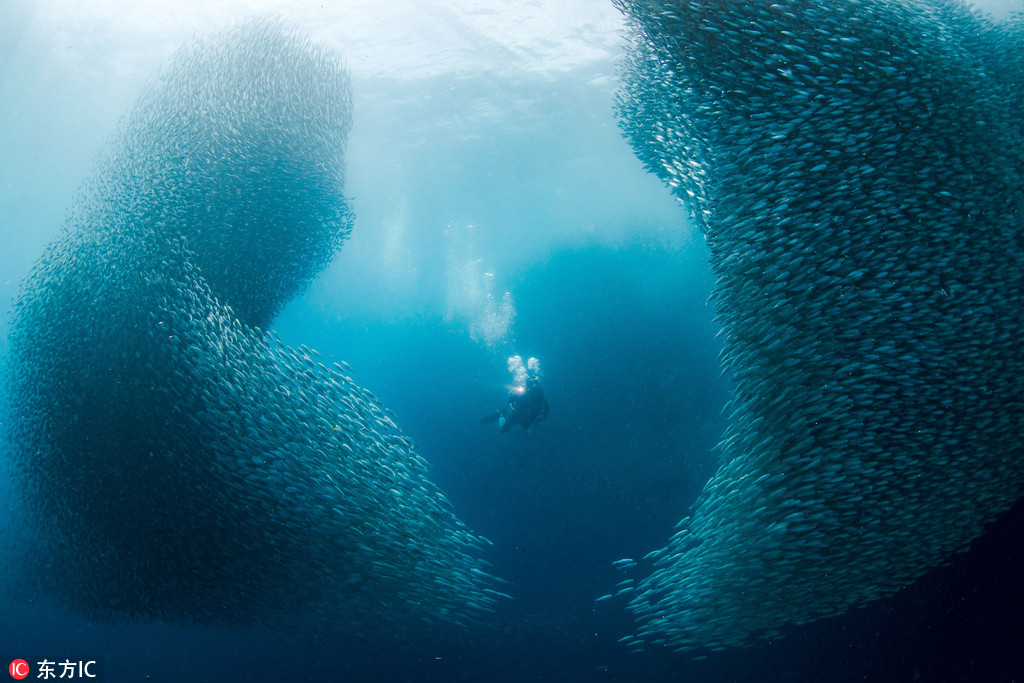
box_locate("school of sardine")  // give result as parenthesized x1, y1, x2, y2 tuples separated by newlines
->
(5, 19, 501, 632)
(613, 0, 1024, 651)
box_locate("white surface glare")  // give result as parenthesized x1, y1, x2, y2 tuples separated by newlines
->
(20, 0, 626, 81)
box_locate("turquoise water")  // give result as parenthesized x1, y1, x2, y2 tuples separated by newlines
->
(1, 1, 1022, 681)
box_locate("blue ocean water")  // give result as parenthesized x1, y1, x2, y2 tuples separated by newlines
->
(1, 1, 1023, 681)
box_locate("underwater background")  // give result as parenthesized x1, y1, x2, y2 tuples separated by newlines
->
(1, 0, 1023, 681)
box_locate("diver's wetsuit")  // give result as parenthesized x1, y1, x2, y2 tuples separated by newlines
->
(481, 384, 549, 432)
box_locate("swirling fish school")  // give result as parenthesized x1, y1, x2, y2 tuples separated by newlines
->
(614, 0, 1024, 651)
(5, 18, 500, 634)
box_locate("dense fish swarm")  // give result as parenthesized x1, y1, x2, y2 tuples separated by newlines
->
(6, 19, 499, 631)
(614, 0, 1024, 650)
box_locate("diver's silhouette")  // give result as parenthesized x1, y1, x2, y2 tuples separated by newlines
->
(481, 377, 550, 433)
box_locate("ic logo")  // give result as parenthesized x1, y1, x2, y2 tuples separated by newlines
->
(8, 660, 29, 680)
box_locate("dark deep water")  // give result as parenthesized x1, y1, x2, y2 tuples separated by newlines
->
(2, 241, 1023, 682)
(2, 1, 1024, 681)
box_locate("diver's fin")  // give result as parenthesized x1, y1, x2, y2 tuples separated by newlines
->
(480, 412, 501, 425)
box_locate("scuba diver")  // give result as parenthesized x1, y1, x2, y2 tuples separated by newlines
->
(481, 355, 549, 433)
